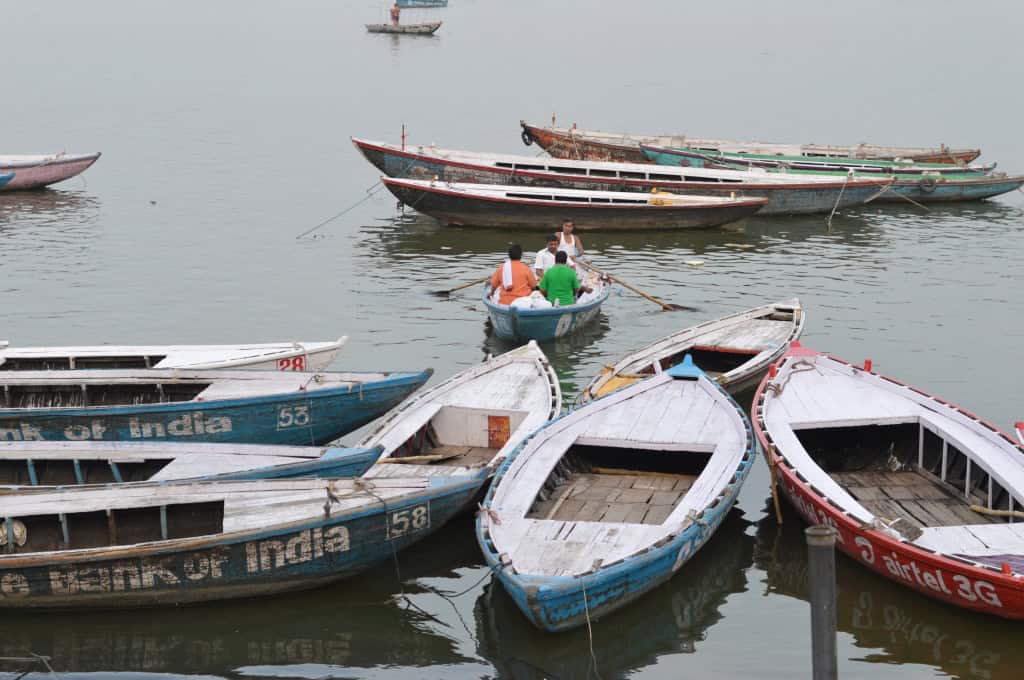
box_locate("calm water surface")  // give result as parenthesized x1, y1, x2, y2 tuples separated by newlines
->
(2, 1, 1023, 678)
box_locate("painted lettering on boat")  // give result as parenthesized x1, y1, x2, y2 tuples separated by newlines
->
(0, 413, 232, 441)
(245, 526, 350, 572)
(783, 481, 845, 545)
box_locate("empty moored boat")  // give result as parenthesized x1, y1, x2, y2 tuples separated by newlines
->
(0, 368, 431, 445)
(0, 153, 101, 191)
(0, 475, 481, 608)
(754, 343, 1024, 619)
(0, 337, 347, 371)
(519, 121, 981, 166)
(352, 138, 890, 215)
(0, 440, 383, 488)
(365, 21, 441, 34)
(478, 356, 756, 632)
(483, 275, 612, 342)
(381, 177, 767, 231)
(580, 299, 804, 403)
(360, 342, 561, 492)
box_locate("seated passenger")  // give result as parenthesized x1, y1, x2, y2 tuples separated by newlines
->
(539, 251, 591, 307)
(489, 244, 538, 306)
(533, 234, 559, 278)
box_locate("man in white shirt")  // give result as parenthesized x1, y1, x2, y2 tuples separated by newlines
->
(533, 234, 560, 278)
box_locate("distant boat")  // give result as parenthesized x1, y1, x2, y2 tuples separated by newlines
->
(0, 153, 101, 191)
(0, 475, 482, 609)
(0, 173, 13, 189)
(1016, 422, 1024, 445)
(0, 337, 347, 371)
(580, 298, 804, 402)
(483, 278, 612, 342)
(0, 367, 431, 445)
(366, 21, 441, 35)
(0, 440, 382, 487)
(381, 177, 767, 230)
(397, 0, 447, 6)
(351, 137, 892, 216)
(478, 355, 756, 632)
(519, 121, 982, 166)
(755, 342, 1024, 619)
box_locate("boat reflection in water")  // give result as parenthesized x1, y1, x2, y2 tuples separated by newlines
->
(755, 501, 1024, 679)
(475, 511, 754, 678)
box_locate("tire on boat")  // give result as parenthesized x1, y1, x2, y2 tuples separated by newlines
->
(521, 127, 534, 146)
(919, 176, 938, 193)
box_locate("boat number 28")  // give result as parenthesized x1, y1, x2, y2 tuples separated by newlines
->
(388, 503, 430, 539)
(277, 405, 311, 429)
(277, 356, 306, 371)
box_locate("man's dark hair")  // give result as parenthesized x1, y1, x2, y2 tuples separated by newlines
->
(555, 251, 568, 264)
(562, 219, 574, 226)
(547, 233, 559, 243)
(508, 244, 523, 260)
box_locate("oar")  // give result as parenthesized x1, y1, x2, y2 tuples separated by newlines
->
(430, 275, 490, 297)
(578, 260, 697, 312)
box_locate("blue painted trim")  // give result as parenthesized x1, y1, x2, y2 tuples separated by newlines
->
(109, 461, 124, 483)
(665, 353, 703, 379)
(26, 459, 38, 486)
(0, 173, 13, 189)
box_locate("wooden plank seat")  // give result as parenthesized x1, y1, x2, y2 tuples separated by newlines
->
(527, 471, 698, 525)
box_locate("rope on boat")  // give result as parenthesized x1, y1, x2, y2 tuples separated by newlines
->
(580, 575, 604, 680)
(825, 173, 850, 231)
(294, 180, 387, 239)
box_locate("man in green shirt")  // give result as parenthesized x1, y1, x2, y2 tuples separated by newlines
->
(539, 251, 591, 307)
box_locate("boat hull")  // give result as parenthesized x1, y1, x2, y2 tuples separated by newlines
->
(384, 181, 765, 231)
(0, 473, 485, 609)
(365, 21, 441, 34)
(0, 153, 101, 191)
(0, 373, 430, 446)
(483, 288, 610, 342)
(396, 0, 447, 6)
(882, 176, 1024, 203)
(355, 140, 886, 216)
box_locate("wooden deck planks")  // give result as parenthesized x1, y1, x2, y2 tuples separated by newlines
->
(527, 470, 695, 525)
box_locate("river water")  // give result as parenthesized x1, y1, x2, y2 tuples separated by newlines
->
(2, 1, 1024, 678)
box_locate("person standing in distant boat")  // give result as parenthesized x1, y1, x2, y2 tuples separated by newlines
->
(490, 244, 538, 306)
(558, 219, 584, 260)
(390, 2, 401, 25)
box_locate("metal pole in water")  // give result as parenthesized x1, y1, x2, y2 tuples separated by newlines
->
(806, 524, 838, 680)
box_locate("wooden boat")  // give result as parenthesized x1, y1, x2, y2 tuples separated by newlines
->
(0, 474, 484, 608)
(0, 173, 13, 189)
(397, 0, 447, 6)
(365, 21, 441, 34)
(477, 356, 756, 631)
(641, 144, 994, 177)
(381, 177, 768, 231)
(519, 121, 981, 166)
(0, 440, 382, 487)
(0, 153, 101, 191)
(0, 337, 347, 371)
(352, 138, 891, 216)
(483, 276, 611, 342)
(360, 341, 561, 485)
(0, 367, 431, 446)
(754, 342, 1024, 619)
(580, 299, 804, 403)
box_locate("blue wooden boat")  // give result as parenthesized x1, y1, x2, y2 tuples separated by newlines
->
(0, 368, 431, 446)
(397, 0, 447, 6)
(477, 356, 756, 632)
(0, 472, 486, 608)
(0, 173, 13, 189)
(483, 279, 611, 342)
(0, 440, 383, 487)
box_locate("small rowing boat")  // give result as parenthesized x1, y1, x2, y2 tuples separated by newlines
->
(483, 275, 611, 342)
(0, 337, 347, 371)
(365, 21, 441, 34)
(397, 0, 447, 6)
(0, 153, 101, 191)
(754, 343, 1024, 619)
(0, 474, 481, 608)
(0, 367, 431, 445)
(0, 440, 382, 488)
(519, 121, 981, 166)
(352, 138, 890, 215)
(580, 299, 804, 403)
(381, 177, 767, 230)
(360, 341, 560, 488)
(478, 356, 756, 631)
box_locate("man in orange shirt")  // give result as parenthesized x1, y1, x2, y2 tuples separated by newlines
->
(489, 244, 538, 305)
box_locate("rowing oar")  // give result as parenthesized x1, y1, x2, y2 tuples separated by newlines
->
(430, 275, 490, 297)
(578, 260, 697, 312)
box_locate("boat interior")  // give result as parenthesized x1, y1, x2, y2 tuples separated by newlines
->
(1, 355, 166, 370)
(526, 442, 713, 525)
(1, 382, 208, 408)
(795, 422, 1018, 532)
(386, 405, 529, 468)
(0, 457, 172, 486)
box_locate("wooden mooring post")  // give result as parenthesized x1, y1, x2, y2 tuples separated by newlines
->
(806, 524, 838, 680)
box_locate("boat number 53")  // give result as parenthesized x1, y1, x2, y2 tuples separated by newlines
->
(388, 503, 430, 539)
(277, 405, 311, 429)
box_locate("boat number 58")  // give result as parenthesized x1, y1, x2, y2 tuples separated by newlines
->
(388, 503, 430, 539)
(277, 405, 311, 429)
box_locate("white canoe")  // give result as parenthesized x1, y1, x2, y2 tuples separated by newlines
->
(0, 337, 347, 371)
(360, 341, 561, 483)
(580, 298, 803, 403)
(0, 152, 101, 191)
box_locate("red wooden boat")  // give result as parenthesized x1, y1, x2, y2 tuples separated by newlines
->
(753, 342, 1024, 619)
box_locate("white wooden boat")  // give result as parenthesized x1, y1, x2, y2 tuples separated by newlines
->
(0, 152, 101, 191)
(755, 343, 1024, 618)
(0, 337, 346, 371)
(477, 356, 756, 631)
(360, 341, 561, 486)
(580, 299, 803, 403)
(0, 440, 382, 487)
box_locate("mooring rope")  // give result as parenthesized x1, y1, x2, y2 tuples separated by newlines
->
(294, 180, 386, 239)
(825, 173, 850, 231)
(580, 575, 604, 680)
